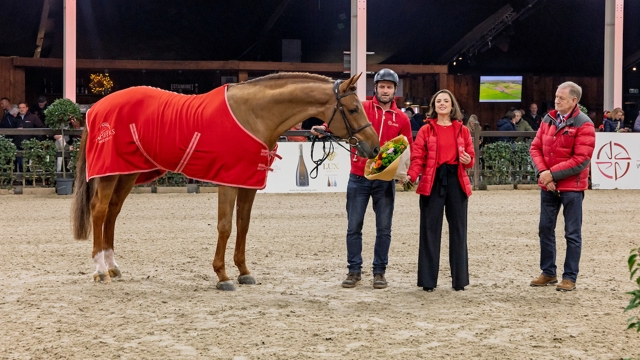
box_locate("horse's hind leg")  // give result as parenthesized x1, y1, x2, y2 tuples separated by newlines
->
(91, 176, 118, 283)
(102, 173, 139, 280)
(214, 185, 238, 291)
(235, 188, 257, 285)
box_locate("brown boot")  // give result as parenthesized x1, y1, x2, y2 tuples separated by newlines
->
(530, 274, 558, 287)
(556, 279, 576, 291)
(341, 272, 361, 288)
(373, 273, 387, 289)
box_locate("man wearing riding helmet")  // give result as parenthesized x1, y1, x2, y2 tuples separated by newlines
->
(313, 68, 413, 289)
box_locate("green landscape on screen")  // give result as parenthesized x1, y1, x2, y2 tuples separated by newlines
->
(479, 76, 522, 102)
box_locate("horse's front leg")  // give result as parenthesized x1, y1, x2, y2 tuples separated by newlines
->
(235, 188, 258, 285)
(214, 186, 238, 291)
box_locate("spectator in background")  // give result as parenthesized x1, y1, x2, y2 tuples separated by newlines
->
(496, 110, 517, 142)
(404, 108, 415, 121)
(286, 122, 307, 142)
(514, 109, 534, 142)
(9, 104, 18, 117)
(410, 111, 426, 134)
(30, 95, 48, 124)
(634, 114, 640, 133)
(465, 114, 482, 145)
(0, 97, 16, 129)
(523, 103, 543, 130)
(14, 102, 46, 149)
(603, 108, 628, 132)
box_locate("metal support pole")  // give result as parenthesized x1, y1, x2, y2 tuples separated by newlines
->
(604, 0, 623, 111)
(351, 0, 366, 99)
(63, 0, 76, 102)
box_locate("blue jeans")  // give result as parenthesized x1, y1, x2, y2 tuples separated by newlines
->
(538, 190, 584, 282)
(345, 174, 395, 274)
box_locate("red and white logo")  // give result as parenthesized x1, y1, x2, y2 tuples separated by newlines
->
(595, 141, 631, 180)
(97, 122, 115, 143)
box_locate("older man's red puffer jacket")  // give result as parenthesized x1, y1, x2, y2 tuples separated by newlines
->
(529, 105, 596, 192)
(407, 120, 474, 197)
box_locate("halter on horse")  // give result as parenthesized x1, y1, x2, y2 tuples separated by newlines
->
(71, 72, 379, 291)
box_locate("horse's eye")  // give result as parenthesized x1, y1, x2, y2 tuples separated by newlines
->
(348, 108, 359, 115)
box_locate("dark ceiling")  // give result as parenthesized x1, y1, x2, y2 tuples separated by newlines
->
(2, 0, 640, 76)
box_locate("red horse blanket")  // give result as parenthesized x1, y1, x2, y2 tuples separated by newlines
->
(85, 85, 279, 189)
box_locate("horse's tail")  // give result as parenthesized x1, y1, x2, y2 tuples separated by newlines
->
(72, 127, 93, 240)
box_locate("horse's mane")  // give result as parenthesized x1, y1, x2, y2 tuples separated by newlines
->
(235, 72, 333, 86)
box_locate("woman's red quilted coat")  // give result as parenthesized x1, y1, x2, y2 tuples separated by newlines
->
(408, 120, 474, 197)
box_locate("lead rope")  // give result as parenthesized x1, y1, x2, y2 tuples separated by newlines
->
(308, 128, 353, 179)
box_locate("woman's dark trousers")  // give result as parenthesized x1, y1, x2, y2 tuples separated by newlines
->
(417, 164, 469, 289)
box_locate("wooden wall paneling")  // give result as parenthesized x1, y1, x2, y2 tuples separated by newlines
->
(0, 57, 13, 100)
(13, 68, 25, 103)
(0, 60, 25, 104)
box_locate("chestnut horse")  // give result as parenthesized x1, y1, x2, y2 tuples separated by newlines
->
(71, 73, 379, 291)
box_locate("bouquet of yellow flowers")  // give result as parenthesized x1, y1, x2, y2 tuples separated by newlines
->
(364, 135, 411, 182)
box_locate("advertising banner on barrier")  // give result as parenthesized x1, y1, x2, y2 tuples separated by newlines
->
(591, 133, 640, 190)
(260, 142, 351, 193)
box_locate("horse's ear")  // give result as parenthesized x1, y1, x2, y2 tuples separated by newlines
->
(340, 73, 362, 93)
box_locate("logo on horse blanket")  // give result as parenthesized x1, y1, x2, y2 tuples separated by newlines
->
(97, 123, 115, 143)
(85, 85, 278, 189)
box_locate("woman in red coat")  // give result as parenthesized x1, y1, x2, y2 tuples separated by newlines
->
(406, 90, 474, 292)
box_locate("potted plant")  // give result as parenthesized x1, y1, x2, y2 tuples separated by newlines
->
(44, 98, 82, 195)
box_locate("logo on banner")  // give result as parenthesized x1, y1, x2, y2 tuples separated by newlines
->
(595, 141, 631, 180)
(323, 151, 339, 170)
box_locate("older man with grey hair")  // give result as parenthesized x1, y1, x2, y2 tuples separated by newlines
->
(529, 81, 596, 291)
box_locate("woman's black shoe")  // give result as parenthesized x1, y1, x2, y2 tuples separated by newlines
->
(454, 287, 465, 291)
(422, 287, 434, 292)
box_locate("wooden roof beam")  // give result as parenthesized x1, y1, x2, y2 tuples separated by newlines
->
(10, 57, 447, 75)
(34, 0, 52, 58)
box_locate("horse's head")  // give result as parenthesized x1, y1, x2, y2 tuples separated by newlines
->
(325, 74, 380, 159)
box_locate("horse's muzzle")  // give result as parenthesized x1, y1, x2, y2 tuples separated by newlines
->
(356, 143, 380, 159)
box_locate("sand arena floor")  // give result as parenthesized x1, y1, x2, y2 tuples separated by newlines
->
(0, 190, 639, 359)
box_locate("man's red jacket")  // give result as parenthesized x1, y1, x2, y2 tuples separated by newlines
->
(529, 105, 596, 192)
(349, 97, 413, 176)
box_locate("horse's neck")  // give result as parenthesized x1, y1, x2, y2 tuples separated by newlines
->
(227, 81, 332, 147)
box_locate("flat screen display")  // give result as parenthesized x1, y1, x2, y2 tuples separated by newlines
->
(479, 76, 522, 102)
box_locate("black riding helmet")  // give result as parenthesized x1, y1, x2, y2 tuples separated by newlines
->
(373, 68, 398, 104)
(373, 68, 399, 87)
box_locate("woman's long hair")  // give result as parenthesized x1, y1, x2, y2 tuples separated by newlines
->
(425, 89, 463, 120)
(610, 107, 624, 120)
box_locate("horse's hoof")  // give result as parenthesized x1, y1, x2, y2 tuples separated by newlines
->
(108, 267, 122, 279)
(93, 271, 111, 283)
(238, 274, 256, 285)
(216, 280, 236, 291)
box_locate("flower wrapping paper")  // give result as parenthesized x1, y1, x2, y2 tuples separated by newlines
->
(364, 135, 411, 181)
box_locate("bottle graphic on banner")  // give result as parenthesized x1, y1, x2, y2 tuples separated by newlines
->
(296, 144, 309, 187)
